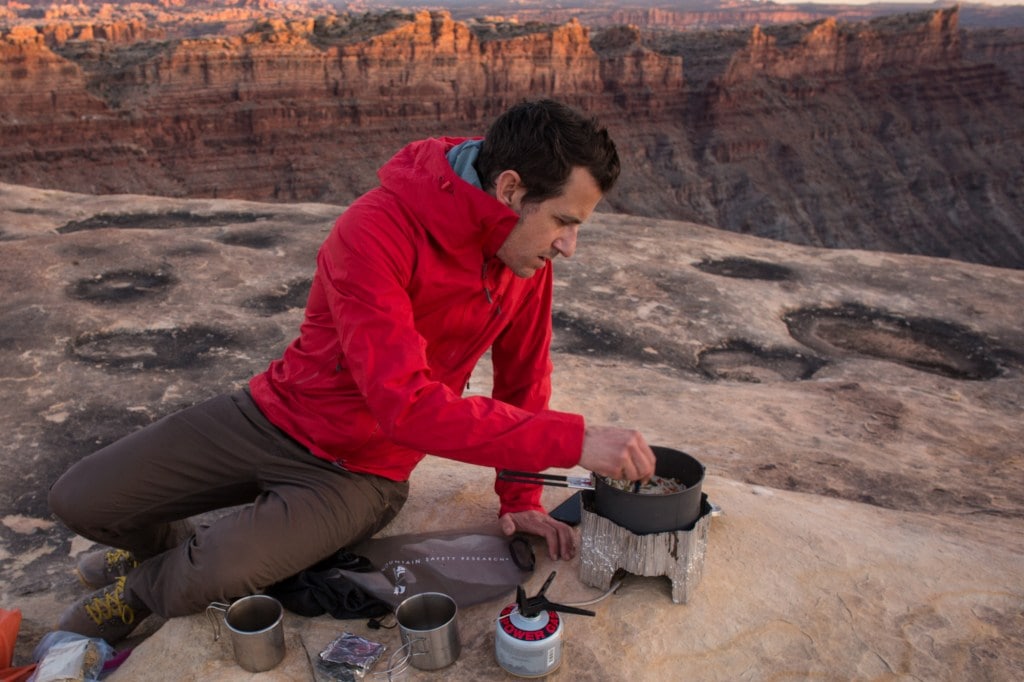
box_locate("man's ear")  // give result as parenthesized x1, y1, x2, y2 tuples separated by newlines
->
(493, 170, 525, 211)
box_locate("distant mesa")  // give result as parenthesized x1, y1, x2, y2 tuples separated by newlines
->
(2, 5, 1021, 269)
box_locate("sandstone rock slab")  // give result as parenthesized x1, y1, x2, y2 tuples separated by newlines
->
(0, 183, 1021, 679)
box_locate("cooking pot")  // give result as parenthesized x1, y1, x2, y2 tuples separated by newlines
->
(592, 446, 705, 534)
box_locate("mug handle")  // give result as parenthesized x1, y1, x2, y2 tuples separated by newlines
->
(206, 601, 230, 641)
(373, 639, 421, 681)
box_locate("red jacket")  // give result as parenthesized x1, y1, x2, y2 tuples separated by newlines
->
(249, 137, 585, 515)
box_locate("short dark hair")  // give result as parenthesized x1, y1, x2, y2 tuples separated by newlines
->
(476, 99, 620, 204)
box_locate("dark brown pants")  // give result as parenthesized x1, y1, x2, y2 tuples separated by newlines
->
(48, 390, 408, 617)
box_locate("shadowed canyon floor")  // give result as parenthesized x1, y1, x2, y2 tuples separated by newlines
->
(0, 182, 1022, 679)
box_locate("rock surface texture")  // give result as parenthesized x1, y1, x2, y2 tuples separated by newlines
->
(1, 6, 1023, 267)
(0, 182, 1021, 679)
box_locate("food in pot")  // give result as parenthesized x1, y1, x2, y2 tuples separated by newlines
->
(601, 474, 686, 495)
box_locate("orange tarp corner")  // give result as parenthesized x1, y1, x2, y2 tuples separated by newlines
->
(0, 608, 37, 682)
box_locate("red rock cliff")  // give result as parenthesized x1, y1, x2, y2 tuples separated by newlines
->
(0, 7, 1021, 267)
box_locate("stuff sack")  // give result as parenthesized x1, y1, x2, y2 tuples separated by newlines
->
(269, 526, 534, 619)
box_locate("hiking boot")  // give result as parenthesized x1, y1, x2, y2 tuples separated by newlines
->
(75, 547, 139, 589)
(57, 576, 151, 644)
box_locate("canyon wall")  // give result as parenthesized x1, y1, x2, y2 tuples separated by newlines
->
(0, 7, 1022, 268)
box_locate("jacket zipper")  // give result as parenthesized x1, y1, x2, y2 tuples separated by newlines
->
(481, 260, 502, 316)
(461, 258, 507, 391)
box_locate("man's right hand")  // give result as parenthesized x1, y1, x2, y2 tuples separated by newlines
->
(578, 425, 656, 482)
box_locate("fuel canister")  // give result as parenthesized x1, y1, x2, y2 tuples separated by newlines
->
(494, 571, 594, 678)
(495, 603, 563, 677)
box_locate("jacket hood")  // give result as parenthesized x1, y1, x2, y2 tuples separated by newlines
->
(377, 137, 520, 258)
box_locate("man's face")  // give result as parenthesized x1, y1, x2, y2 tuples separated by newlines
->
(496, 166, 603, 278)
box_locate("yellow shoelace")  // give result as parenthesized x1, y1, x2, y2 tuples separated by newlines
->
(83, 576, 135, 626)
(104, 549, 137, 571)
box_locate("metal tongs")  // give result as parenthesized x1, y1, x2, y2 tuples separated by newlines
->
(497, 469, 595, 490)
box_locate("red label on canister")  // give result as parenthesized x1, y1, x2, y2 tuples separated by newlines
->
(499, 604, 561, 641)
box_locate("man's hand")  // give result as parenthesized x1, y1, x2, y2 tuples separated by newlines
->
(499, 510, 577, 561)
(579, 425, 656, 482)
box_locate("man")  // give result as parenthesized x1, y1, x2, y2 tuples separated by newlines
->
(48, 99, 656, 644)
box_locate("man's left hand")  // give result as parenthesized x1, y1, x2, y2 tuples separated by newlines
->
(499, 510, 577, 561)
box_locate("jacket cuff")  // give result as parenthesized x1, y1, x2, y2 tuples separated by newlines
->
(495, 473, 545, 516)
(495, 411, 585, 516)
(531, 410, 586, 468)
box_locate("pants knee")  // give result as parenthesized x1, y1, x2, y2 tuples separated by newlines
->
(48, 459, 111, 541)
(48, 467, 82, 529)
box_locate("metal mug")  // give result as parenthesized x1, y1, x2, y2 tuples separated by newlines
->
(206, 594, 286, 673)
(393, 592, 461, 671)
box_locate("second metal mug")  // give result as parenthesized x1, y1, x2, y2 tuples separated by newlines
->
(394, 592, 461, 671)
(206, 594, 286, 673)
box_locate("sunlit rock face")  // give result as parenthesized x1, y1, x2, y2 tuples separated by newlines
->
(1, 6, 1023, 268)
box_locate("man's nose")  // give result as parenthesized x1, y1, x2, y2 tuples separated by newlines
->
(554, 225, 579, 258)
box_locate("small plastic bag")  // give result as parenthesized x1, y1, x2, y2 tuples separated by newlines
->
(316, 632, 386, 681)
(28, 632, 113, 682)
